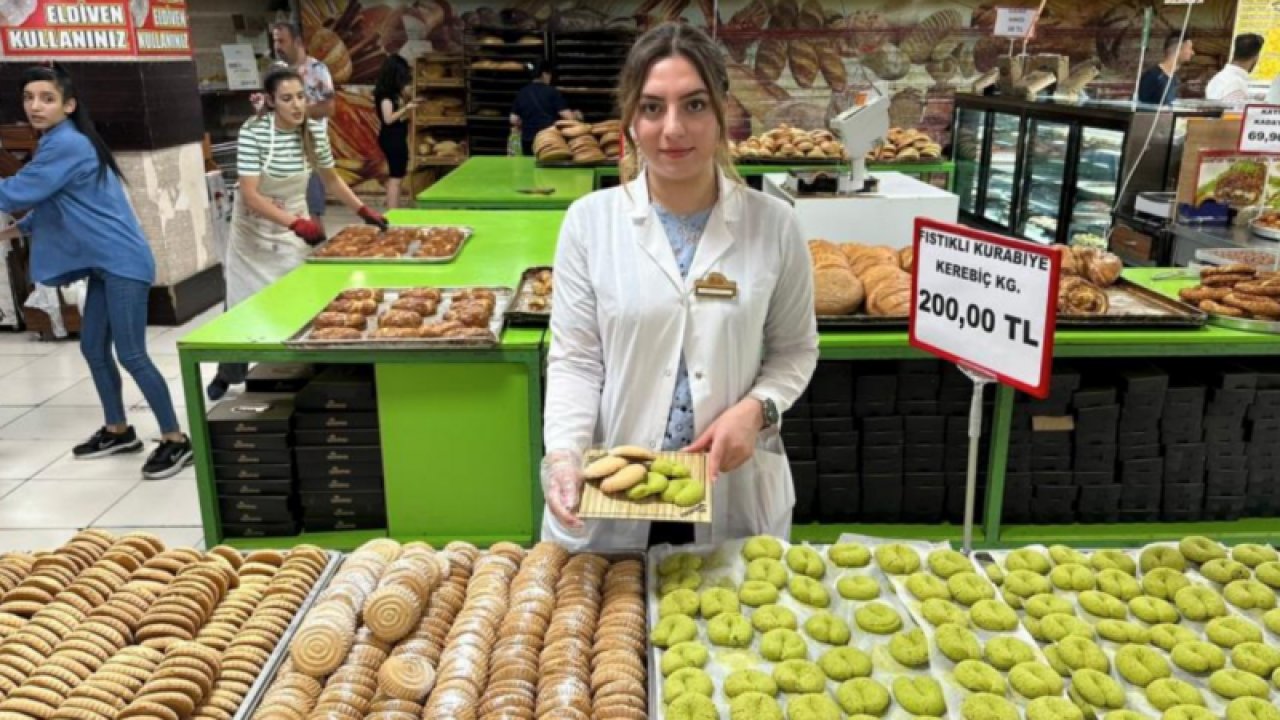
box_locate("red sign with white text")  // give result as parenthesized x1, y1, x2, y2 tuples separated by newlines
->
(2, 1, 135, 57)
(134, 0, 192, 57)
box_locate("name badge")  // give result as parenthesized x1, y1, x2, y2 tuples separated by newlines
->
(695, 272, 738, 299)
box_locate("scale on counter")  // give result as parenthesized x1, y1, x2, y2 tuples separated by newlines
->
(783, 95, 890, 197)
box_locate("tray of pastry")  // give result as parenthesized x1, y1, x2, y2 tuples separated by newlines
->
(507, 266, 553, 326)
(307, 225, 473, 263)
(578, 447, 711, 524)
(1057, 277, 1206, 327)
(1176, 264, 1280, 334)
(284, 286, 513, 349)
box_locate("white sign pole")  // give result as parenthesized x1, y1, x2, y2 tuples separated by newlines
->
(961, 367, 993, 554)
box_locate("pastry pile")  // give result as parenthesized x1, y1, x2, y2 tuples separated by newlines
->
(583, 445, 705, 508)
(1057, 246, 1124, 316)
(1178, 264, 1280, 321)
(517, 268, 553, 313)
(313, 226, 466, 260)
(866, 127, 943, 163)
(307, 287, 499, 342)
(809, 240, 912, 317)
(0, 530, 328, 720)
(730, 124, 846, 162)
(534, 120, 620, 165)
(257, 540, 647, 720)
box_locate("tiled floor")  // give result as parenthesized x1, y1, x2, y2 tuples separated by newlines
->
(0, 206, 363, 552)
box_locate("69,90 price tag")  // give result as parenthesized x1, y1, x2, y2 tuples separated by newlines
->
(1238, 105, 1280, 155)
(909, 219, 1061, 398)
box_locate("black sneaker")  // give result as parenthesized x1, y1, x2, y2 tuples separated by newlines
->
(73, 426, 143, 459)
(206, 377, 229, 402)
(143, 437, 194, 480)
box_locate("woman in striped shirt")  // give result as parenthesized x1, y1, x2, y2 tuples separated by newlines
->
(209, 68, 387, 400)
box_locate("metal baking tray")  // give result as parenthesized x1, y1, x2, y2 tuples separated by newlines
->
(1195, 246, 1280, 270)
(1207, 313, 1280, 335)
(1250, 219, 1280, 241)
(284, 286, 513, 350)
(507, 266, 552, 326)
(307, 225, 473, 264)
(232, 550, 344, 720)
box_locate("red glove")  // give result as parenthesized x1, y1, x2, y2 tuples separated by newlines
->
(289, 217, 326, 245)
(358, 205, 389, 231)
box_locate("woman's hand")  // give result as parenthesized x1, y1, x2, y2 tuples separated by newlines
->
(684, 397, 764, 484)
(358, 205, 389, 231)
(542, 451, 585, 530)
(289, 217, 326, 245)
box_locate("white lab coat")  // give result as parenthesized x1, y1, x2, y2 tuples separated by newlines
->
(542, 169, 819, 551)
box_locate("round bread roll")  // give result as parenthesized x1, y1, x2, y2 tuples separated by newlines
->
(850, 247, 899, 277)
(867, 273, 911, 316)
(814, 268, 864, 316)
(860, 265, 908, 298)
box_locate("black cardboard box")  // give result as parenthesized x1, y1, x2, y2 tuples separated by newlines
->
(1123, 458, 1163, 484)
(300, 490, 386, 518)
(212, 449, 293, 466)
(294, 429, 382, 447)
(856, 374, 897, 401)
(297, 474, 385, 492)
(214, 464, 293, 481)
(1079, 484, 1123, 513)
(811, 362, 855, 399)
(1074, 444, 1116, 474)
(211, 434, 290, 452)
(816, 431, 859, 448)
(817, 445, 858, 474)
(1075, 471, 1116, 486)
(208, 393, 294, 436)
(812, 417, 856, 435)
(818, 474, 859, 521)
(1121, 482, 1161, 511)
(905, 416, 945, 445)
(222, 521, 299, 538)
(296, 446, 384, 467)
(791, 461, 818, 524)
(1118, 443, 1160, 462)
(1031, 454, 1072, 473)
(898, 375, 941, 402)
(1204, 416, 1246, 443)
(245, 363, 315, 394)
(1207, 470, 1248, 496)
(217, 495, 293, 522)
(860, 474, 902, 520)
(1204, 496, 1247, 521)
(302, 516, 385, 532)
(902, 485, 945, 523)
(811, 402, 854, 419)
(1162, 483, 1205, 513)
(904, 445, 945, 474)
(862, 445, 904, 475)
(1073, 387, 1117, 409)
(294, 412, 380, 431)
(783, 418, 813, 436)
(217, 478, 293, 496)
(296, 365, 377, 412)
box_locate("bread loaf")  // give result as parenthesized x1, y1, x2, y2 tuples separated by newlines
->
(814, 268, 865, 316)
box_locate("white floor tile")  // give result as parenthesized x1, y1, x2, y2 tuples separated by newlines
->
(0, 333, 61, 356)
(0, 355, 40, 377)
(0, 441, 70, 480)
(94, 476, 201, 526)
(0, 528, 78, 552)
(147, 331, 183, 356)
(0, 406, 105, 440)
(2, 351, 90, 380)
(90, 525, 204, 550)
(0, 375, 82, 406)
(0, 479, 137, 528)
(0, 480, 22, 499)
(0, 406, 32, 428)
(45, 376, 145, 408)
(31, 450, 147, 482)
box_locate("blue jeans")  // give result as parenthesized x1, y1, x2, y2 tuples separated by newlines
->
(307, 173, 326, 218)
(81, 270, 181, 434)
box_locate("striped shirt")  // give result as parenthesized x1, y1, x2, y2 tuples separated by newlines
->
(237, 116, 335, 178)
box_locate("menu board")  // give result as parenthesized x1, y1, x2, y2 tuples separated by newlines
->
(134, 0, 191, 58)
(1233, 0, 1280, 81)
(2, 1, 136, 57)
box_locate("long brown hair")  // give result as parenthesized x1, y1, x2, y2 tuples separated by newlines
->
(257, 68, 320, 169)
(615, 22, 741, 185)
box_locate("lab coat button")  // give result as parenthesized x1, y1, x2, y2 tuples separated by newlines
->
(695, 371, 704, 380)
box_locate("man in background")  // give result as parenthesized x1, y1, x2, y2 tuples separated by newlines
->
(1206, 34, 1265, 103)
(270, 22, 335, 224)
(1138, 34, 1194, 106)
(510, 61, 581, 156)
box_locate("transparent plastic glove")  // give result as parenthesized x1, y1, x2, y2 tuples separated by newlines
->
(541, 450, 586, 533)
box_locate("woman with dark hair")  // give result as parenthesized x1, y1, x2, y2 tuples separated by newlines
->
(0, 63, 192, 479)
(374, 55, 416, 209)
(207, 68, 389, 401)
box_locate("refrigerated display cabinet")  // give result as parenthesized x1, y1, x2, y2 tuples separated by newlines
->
(952, 96, 1222, 246)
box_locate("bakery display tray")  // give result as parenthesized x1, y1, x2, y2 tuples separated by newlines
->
(284, 286, 513, 350)
(307, 225, 473, 264)
(507, 265, 552, 326)
(1250, 220, 1280, 241)
(232, 550, 344, 720)
(1207, 313, 1280, 335)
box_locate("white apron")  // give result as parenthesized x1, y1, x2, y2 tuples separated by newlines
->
(225, 116, 313, 307)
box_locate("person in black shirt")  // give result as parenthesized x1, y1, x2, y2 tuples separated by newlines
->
(374, 56, 416, 209)
(1138, 34, 1194, 106)
(510, 61, 580, 155)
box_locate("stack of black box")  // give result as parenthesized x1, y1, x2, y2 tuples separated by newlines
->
(294, 366, 387, 533)
(208, 391, 300, 538)
(1073, 383, 1119, 522)
(1247, 369, 1280, 517)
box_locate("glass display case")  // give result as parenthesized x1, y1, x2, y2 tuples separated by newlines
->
(951, 96, 1223, 246)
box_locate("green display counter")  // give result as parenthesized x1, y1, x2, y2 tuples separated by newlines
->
(414, 156, 595, 210)
(180, 210, 561, 551)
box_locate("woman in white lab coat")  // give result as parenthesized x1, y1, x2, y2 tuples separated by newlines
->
(541, 23, 819, 551)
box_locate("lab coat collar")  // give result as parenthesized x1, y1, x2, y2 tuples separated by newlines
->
(624, 167, 744, 225)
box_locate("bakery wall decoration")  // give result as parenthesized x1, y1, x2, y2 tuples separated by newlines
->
(299, 0, 1233, 193)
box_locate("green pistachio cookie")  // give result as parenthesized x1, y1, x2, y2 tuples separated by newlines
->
(889, 629, 930, 668)
(701, 587, 740, 619)
(1052, 635, 1110, 674)
(1145, 678, 1205, 711)
(1150, 624, 1199, 652)
(1202, 558, 1252, 585)
(1004, 569, 1052, 601)
(1131, 596, 1181, 626)
(724, 668, 778, 698)
(1091, 549, 1138, 575)
(1231, 641, 1280, 678)
(746, 557, 789, 589)
(1097, 619, 1150, 644)
(892, 676, 946, 716)
(1080, 590, 1128, 620)
(1009, 662, 1064, 700)
(659, 552, 704, 577)
(1040, 613, 1095, 642)
(1211, 668, 1272, 700)
(1007, 548, 1052, 574)
(664, 667, 715, 702)
(1141, 545, 1188, 573)
(787, 576, 830, 608)
(1225, 579, 1277, 611)
(1022, 615, 1046, 642)
(667, 692, 717, 720)
(954, 660, 1006, 694)
(1171, 640, 1226, 674)
(1143, 567, 1192, 601)
(742, 535, 783, 561)
(921, 597, 968, 627)
(1207, 616, 1264, 649)
(948, 572, 995, 606)
(828, 542, 871, 568)
(786, 545, 826, 580)
(928, 548, 972, 578)
(740, 579, 780, 607)
(984, 562, 1005, 586)
(761, 628, 808, 662)
(906, 572, 951, 602)
(660, 570, 702, 596)
(984, 636, 1036, 671)
(837, 574, 881, 601)
(1265, 608, 1280, 635)
(1026, 593, 1075, 619)
(1226, 697, 1280, 720)
(660, 588, 701, 618)
(1049, 544, 1090, 567)
(835, 678, 891, 716)
(651, 614, 698, 647)
(970, 599, 1018, 632)
(773, 660, 826, 694)
(1162, 705, 1217, 720)
(1070, 668, 1125, 710)
(661, 641, 710, 676)
(1232, 543, 1278, 568)
(1179, 536, 1227, 564)
(818, 647, 871, 681)
(1174, 585, 1227, 621)
(1255, 561, 1280, 589)
(1117, 644, 1173, 687)
(804, 611, 851, 646)
(707, 612, 753, 648)
(752, 604, 797, 633)
(786, 693, 841, 720)
(1026, 697, 1083, 720)
(1096, 568, 1142, 601)
(1103, 712, 1145, 720)
(876, 544, 921, 575)
(730, 691, 782, 720)
(961, 693, 1017, 720)
(855, 602, 903, 635)
(936, 623, 982, 663)
(1049, 561, 1100, 589)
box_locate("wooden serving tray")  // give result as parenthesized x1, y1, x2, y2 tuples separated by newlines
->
(578, 451, 711, 524)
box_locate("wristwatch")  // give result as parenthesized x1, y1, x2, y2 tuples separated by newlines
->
(755, 395, 779, 430)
